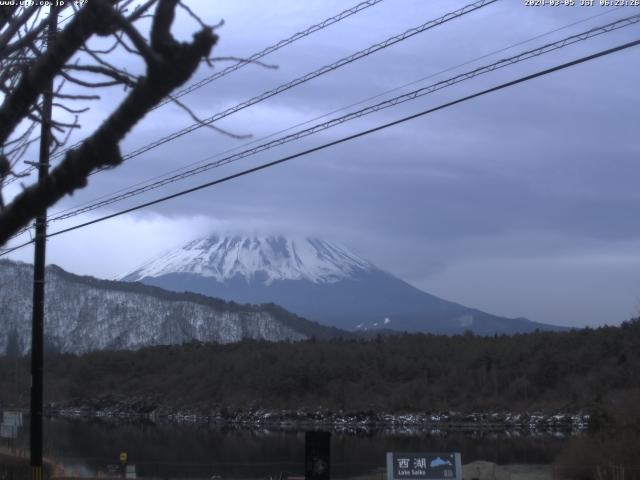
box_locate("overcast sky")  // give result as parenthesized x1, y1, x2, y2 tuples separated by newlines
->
(4, 0, 640, 328)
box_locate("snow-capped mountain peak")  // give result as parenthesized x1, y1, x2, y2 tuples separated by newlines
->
(121, 233, 564, 335)
(123, 235, 376, 285)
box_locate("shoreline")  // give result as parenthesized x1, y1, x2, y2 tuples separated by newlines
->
(36, 404, 590, 433)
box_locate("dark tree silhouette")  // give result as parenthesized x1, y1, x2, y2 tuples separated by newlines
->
(0, 0, 218, 246)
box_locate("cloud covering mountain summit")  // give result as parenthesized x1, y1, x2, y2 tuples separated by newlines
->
(124, 235, 375, 285)
(124, 234, 566, 335)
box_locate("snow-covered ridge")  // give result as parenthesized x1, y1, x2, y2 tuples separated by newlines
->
(0, 259, 308, 355)
(123, 235, 376, 285)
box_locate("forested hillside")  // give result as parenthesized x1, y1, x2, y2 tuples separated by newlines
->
(0, 260, 344, 355)
(1, 319, 638, 413)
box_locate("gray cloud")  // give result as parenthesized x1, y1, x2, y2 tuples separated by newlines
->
(5, 0, 640, 328)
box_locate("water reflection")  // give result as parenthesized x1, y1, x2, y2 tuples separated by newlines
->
(13, 417, 572, 478)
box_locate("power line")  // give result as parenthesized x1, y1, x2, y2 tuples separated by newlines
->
(154, 0, 386, 110)
(330, 4, 624, 117)
(2, 36, 638, 257)
(35, 13, 640, 227)
(2, 7, 77, 186)
(42, 0, 387, 167)
(6, 0, 496, 187)
(0, 240, 32, 257)
(92, 0, 497, 173)
(7, 10, 635, 241)
(57, 9, 75, 26)
(2, 0, 495, 241)
(44, 5, 627, 222)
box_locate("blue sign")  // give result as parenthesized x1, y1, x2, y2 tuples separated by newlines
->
(386, 452, 462, 480)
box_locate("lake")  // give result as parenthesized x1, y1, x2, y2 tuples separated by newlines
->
(11, 417, 574, 478)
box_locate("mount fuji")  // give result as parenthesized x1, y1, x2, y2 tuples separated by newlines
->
(122, 234, 564, 335)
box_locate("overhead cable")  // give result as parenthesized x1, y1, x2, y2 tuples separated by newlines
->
(3, 36, 638, 256)
(95, 0, 498, 171)
(40, 0, 387, 168)
(12, 0, 493, 184)
(38, 13, 640, 226)
(44, 5, 627, 221)
(154, 0, 387, 110)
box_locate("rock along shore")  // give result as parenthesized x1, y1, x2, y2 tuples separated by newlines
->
(43, 396, 590, 433)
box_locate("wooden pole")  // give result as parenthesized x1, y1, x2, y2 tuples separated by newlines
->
(30, 7, 56, 480)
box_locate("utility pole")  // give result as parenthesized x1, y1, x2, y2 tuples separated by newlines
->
(30, 7, 57, 480)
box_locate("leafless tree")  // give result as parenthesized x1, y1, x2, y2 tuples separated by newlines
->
(0, 0, 219, 246)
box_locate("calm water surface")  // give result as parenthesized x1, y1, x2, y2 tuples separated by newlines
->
(13, 417, 574, 478)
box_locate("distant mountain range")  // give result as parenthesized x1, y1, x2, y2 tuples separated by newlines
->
(0, 259, 342, 356)
(123, 234, 565, 335)
(0, 234, 566, 356)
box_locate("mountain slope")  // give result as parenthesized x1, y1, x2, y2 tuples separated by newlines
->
(123, 234, 564, 335)
(124, 236, 375, 285)
(0, 259, 343, 356)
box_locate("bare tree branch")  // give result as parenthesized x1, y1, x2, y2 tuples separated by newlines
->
(127, 0, 158, 23)
(0, 5, 38, 55)
(0, 0, 218, 245)
(208, 56, 278, 70)
(59, 69, 128, 88)
(168, 94, 251, 140)
(52, 102, 91, 114)
(0, 0, 119, 145)
(53, 92, 100, 101)
(111, 8, 162, 64)
(177, 1, 209, 30)
(0, 7, 53, 57)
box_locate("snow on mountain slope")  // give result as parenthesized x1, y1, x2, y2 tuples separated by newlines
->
(123, 233, 567, 336)
(123, 235, 375, 285)
(0, 260, 318, 355)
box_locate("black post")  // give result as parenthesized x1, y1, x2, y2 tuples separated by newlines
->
(30, 7, 56, 480)
(305, 431, 331, 480)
